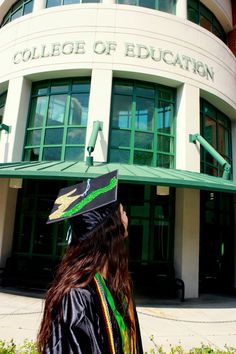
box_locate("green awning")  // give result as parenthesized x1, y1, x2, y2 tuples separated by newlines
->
(0, 161, 235, 193)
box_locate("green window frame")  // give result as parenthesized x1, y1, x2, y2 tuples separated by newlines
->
(46, 0, 100, 7)
(200, 99, 232, 177)
(0, 91, 7, 125)
(1, 0, 34, 27)
(24, 78, 90, 162)
(187, 0, 226, 42)
(117, 0, 176, 14)
(109, 79, 176, 168)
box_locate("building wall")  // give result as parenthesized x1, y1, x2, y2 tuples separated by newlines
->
(0, 0, 235, 298)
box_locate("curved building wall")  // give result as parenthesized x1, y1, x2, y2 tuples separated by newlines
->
(0, 3, 235, 168)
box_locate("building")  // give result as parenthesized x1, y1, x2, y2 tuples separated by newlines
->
(0, 0, 235, 299)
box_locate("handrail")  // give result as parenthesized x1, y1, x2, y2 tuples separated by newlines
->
(189, 133, 231, 180)
(86, 121, 103, 166)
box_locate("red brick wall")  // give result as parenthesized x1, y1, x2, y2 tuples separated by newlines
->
(227, 1, 236, 56)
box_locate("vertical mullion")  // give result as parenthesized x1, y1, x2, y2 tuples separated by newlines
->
(153, 87, 158, 166)
(39, 94, 49, 161)
(130, 84, 136, 164)
(61, 80, 71, 160)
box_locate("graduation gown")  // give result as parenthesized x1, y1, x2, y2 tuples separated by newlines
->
(45, 282, 143, 354)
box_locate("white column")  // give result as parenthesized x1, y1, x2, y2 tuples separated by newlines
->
(103, 0, 116, 4)
(85, 69, 113, 162)
(0, 77, 31, 162)
(176, 83, 200, 172)
(0, 179, 18, 268)
(174, 188, 200, 298)
(33, 0, 46, 12)
(176, 0, 187, 19)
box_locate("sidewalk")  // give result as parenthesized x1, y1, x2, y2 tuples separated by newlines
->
(0, 288, 236, 352)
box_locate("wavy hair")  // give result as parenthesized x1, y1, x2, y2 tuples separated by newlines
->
(37, 203, 134, 353)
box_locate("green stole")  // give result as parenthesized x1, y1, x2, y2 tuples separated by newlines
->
(94, 272, 130, 354)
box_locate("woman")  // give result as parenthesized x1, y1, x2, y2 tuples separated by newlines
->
(37, 171, 143, 354)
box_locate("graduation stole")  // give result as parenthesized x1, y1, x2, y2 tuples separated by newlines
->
(94, 272, 130, 354)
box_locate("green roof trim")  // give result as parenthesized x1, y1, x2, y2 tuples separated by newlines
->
(0, 161, 236, 193)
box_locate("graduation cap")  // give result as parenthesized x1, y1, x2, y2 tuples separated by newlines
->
(47, 170, 118, 241)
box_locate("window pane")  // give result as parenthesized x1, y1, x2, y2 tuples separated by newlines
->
(135, 132, 153, 149)
(110, 149, 130, 163)
(112, 95, 132, 129)
(51, 83, 69, 93)
(117, 0, 137, 4)
(66, 127, 86, 144)
(157, 135, 172, 153)
(47, 95, 67, 125)
(135, 97, 154, 131)
(27, 130, 42, 145)
(159, 0, 175, 14)
(25, 148, 39, 161)
(200, 16, 212, 31)
(111, 130, 131, 148)
(157, 154, 172, 168)
(65, 147, 84, 160)
(29, 97, 47, 127)
(64, 0, 80, 4)
(205, 117, 216, 148)
(46, 0, 61, 8)
(157, 102, 173, 134)
(134, 151, 153, 165)
(24, 1, 34, 14)
(114, 83, 133, 95)
(11, 9, 22, 21)
(33, 219, 53, 254)
(139, 0, 155, 9)
(188, 8, 198, 23)
(136, 86, 154, 98)
(153, 223, 169, 261)
(43, 147, 61, 160)
(69, 93, 88, 125)
(44, 128, 64, 145)
(72, 82, 90, 93)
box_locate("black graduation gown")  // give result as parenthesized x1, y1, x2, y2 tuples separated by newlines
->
(45, 282, 143, 354)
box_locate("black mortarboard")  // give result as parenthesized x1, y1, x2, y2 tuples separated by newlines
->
(47, 171, 118, 240)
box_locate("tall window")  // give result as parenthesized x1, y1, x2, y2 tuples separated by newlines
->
(24, 78, 90, 161)
(0, 91, 7, 124)
(1, 0, 34, 27)
(117, 0, 176, 14)
(187, 0, 226, 42)
(46, 0, 100, 7)
(200, 99, 232, 177)
(109, 80, 176, 168)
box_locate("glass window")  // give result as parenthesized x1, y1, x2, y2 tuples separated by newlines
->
(117, 0, 176, 14)
(109, 80, 176, 168)
(24, 78, 90, 162)
(46, 0, 100, 6)
(1, 1, 34, 27)
(200, 99, 232, 177)
(187, 0, 226, 42)
(0, 91, 7, 125)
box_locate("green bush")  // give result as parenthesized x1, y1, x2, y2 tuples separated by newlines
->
(0, 338, 235, 354)
(144, 335, 236, 354)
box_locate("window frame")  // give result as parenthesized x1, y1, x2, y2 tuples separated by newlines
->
(109, 79, 176, 168)
(24, 78, 90, 162)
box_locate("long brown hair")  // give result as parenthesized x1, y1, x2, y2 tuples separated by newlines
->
(37, 203, 134, 353)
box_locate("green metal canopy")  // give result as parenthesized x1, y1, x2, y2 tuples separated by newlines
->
(0, 161, 235, 193)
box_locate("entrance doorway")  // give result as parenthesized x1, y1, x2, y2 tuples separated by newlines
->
(199, 191, 234, 293)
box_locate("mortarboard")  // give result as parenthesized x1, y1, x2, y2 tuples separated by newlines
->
(47, 170, 118, 241)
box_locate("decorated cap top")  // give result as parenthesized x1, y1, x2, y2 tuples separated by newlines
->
(47, 170, 118, 224)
